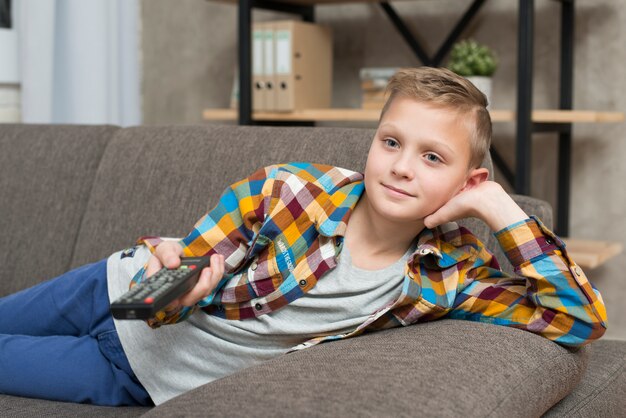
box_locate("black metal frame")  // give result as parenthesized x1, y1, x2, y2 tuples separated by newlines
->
(236, 0, 576, 235)
(558, 0, 575, 236)
(0, 0, 11, 28)
(379, 0, 487, 67)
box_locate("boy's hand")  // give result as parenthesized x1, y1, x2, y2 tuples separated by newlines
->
(146, 241, 225, 308)
(146, 240, 185, 278)
(423, 181, 528, 232)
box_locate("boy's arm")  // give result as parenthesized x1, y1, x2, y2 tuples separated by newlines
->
(132, 165, 279, 328)
(424, 180, 528, 233)
(424, 181, 608, 347)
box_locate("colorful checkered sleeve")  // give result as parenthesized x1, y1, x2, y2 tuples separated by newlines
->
(448, 217, 607, 347)
(135, 164, 281, 327)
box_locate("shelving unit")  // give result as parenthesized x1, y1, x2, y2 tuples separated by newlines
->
(203, 0, 625, 268)
(203, 108, 624, 124)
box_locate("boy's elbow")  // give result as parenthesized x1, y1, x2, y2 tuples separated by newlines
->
(553, 318, 607, 348)
(586, 319, 608, 344)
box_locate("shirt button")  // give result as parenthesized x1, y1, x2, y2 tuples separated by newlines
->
(299, 279, 307, 287)
(573, 265, 582, 276)
(250, 261, 258, 271)
(418, 248, 429, 255)
(546, 238, 554, 245)
(255, 303, 262, 310)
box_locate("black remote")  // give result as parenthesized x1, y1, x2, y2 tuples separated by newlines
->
(110, 256, 211, 320)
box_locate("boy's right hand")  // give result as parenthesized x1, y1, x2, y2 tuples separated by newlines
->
(146, 241, 225, 308)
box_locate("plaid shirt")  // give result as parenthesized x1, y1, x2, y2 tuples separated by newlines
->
(133, 162, 607, 349)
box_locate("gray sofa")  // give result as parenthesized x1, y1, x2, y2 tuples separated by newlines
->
(0, 123, 623, 417)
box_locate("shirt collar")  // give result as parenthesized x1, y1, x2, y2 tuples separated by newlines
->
(316, 180, 365, 237)
(409, 224, 476, 269)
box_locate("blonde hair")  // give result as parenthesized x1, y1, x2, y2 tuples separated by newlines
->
(380, 67, 492, 169)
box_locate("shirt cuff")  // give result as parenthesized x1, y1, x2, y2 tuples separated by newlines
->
(493, 216, 564, 268)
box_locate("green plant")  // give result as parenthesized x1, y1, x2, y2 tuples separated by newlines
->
(447, 39, 498, 77)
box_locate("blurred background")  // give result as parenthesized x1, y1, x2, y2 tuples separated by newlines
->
(1, 0, 624, 340)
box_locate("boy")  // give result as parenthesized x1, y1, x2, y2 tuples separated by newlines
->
(0, 67, 607, 407)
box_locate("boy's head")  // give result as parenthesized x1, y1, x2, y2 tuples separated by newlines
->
(361, 66, 491, 228)
(379, 67, 491, 169)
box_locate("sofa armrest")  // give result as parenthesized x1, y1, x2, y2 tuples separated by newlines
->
(510, 194, 553, 230)
(144, 320, 587, 417)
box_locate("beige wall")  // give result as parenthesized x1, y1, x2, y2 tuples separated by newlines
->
(141, 0, 625, 340)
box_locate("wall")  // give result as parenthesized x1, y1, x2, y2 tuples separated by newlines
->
(141, 0, 625, 340)
(0, 0, 20, 123)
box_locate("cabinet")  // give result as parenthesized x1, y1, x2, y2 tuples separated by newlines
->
(203, 0, 624, 267)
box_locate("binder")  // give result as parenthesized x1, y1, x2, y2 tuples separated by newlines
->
(274, 21, 291, 111)
(262, 23, 275, 110)
(251, 22, 276, 110)
(252, 22, 268, 111)
(273, 20, 332, 112)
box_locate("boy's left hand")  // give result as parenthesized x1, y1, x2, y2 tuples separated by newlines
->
(423, 181, 528, 232)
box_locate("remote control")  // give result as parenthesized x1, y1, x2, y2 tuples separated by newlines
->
(110, 256, 211, 320)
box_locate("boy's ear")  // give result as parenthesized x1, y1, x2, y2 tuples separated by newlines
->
(461, 167, 490, 192)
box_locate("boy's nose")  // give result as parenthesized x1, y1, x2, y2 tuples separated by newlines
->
(391, 158, 414, 179)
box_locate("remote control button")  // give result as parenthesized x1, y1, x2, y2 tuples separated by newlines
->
(190, 265, 196, 270)
(144, 297, 154, 304)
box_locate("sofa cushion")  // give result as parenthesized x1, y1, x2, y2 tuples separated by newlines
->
(144, 319, 588, 418)
(0, 124, 117, 296)
(542, 339, 625, 417)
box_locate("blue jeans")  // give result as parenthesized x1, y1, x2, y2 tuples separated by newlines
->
(0, 259, 153, 406)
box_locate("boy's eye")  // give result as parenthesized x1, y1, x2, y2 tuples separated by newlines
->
(384, 138, 400, 148)
(425, 153, 442, 163)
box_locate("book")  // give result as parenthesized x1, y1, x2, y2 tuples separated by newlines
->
(359, 67, 399, 82)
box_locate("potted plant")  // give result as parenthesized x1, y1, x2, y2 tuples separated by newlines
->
(447, 39, 498, 107)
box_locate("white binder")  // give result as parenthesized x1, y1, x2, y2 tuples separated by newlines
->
(252, 23, 265, 111)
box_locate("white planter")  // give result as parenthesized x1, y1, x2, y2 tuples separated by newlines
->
(466, 76, 493, 109)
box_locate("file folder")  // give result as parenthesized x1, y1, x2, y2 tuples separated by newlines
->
(262, 23, 275, 110)
(252, 22, 276, 111)
(252, 22, 266, 111)
(273, 20, 332, 112)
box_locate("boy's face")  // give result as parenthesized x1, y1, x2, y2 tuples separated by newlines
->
(363, 96, 481, 226)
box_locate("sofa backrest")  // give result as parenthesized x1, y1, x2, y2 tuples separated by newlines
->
(0, 124, 118, 296)
(70, 124, 494, 268)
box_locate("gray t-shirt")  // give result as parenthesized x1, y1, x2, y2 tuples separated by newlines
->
(107, 243, 414, 405)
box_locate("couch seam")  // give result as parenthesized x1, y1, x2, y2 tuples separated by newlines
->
(548, 355, 625, 415)
(485, 351, 577, 418)
(66, 126, 120, 270)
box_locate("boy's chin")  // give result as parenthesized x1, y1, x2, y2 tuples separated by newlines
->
(382, 213, 428, 228)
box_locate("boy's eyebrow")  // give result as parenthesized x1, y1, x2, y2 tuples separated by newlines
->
(378, 122, 397, 131)
(421, 138, 455, 155)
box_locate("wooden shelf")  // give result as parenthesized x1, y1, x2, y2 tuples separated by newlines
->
(203, 108, 625, 123)
(563, 238, 623, 270)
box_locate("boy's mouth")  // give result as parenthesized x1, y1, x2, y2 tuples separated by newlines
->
(382, 183, 415, 197)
